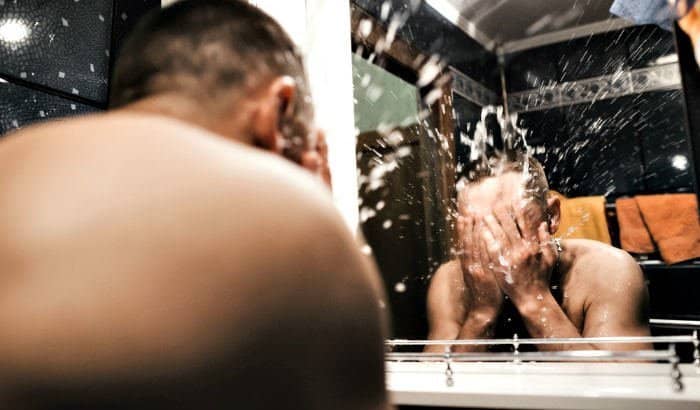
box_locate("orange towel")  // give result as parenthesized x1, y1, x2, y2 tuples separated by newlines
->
(636, 194, 700, 265)
(552, 192, 612, 244)
(616, 197, 655, 254)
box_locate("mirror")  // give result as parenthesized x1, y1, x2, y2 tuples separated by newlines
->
(350, 0, 700, 356)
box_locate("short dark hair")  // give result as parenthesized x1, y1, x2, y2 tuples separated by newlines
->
(109, 0, 310, 116)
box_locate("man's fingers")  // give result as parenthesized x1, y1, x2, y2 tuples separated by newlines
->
(481, 225, 502, 260)
(316, 129, 328, 156)
(494, 205, 520, 245)
(483, 214, 510, 248)
(456, 215, 466, 242)
(467, 217, 483, 266)
(538, 222, 556, 265)
(456, 215, 468, 243)
(514, 201, 538, 241)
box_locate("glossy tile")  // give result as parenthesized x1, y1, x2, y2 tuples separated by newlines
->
(0, 0, 113, 103)
(0, 79, 98, 136)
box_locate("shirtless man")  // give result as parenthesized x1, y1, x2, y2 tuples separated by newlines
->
(426, 157, 651, 352)
(0, 1, 387, 409)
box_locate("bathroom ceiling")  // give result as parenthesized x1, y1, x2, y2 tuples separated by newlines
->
(440, 0, 616, 45)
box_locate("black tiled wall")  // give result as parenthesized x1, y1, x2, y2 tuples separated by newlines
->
(0, 0, 159, 136)
(506, 25, 695, 198)
(0, 79, 98, 131)
(352, 0, 500, 90)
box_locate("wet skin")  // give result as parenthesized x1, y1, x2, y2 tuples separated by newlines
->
(426, 172, 651, 352)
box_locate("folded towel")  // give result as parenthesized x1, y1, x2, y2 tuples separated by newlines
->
(636, 194, 700, 264)
(616, 197, 656, 254)
(552, 192, 612, 244)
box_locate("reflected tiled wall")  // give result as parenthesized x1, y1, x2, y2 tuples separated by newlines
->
(352, 0, 500, 91)
(0, 0, 159, 136)
(505, 25, 694, 198)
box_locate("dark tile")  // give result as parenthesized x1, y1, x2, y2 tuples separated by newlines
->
(557, 31, 630, 82)
(0, 79, 99, 136)
(357, 143, 430, 340)
(112, 0, 160, 59)
(505, 45, 562, 93)
(626, 25, 677, 69)
(352, 0, 500, 91)
(453, 95, 483, 175)
(633, 91, 695, 192)
(517, 108, 567, 147)
(0, 0, 113, 104)
(538, 98, 646, 197)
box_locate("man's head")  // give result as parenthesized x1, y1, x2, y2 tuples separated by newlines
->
(110, 0, 320, 168)
(458, 155, 561, 236)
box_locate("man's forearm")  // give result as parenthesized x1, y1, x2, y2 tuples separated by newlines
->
(454, 311, 498, 352)
(514, 291, 596, 351)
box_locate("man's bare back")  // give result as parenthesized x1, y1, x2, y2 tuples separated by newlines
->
(0, 113, 387, 409)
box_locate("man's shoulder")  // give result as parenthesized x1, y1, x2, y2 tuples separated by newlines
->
(432, 259, 462, 283)
(4, 111, 332, 207)
(0, 111, 343, 264)
(566, 239, 642, 283)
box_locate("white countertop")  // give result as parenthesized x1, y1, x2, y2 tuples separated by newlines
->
(387, 361, 700, 409)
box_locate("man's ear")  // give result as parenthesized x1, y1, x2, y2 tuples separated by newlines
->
(546, 193, 561, 235)
(250, 76, 297, 153)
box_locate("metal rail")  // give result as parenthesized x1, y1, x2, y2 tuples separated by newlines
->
(386, 334, 696, 347)
(650, 318, 700, 329)
(387, 349, 673, 362)
(384, 333, 700, 392)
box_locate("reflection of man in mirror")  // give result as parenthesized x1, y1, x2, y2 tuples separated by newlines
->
(0, 1, 386, 409)
(426, 155, 651, 352)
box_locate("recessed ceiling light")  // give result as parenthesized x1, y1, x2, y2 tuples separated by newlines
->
(0, 19, 31, 44)
(671, 154, 689, 171)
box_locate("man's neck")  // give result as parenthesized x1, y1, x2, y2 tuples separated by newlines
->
(120, 94, 252, 145)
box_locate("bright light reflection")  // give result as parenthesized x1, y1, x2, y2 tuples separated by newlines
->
(671, 154, 689, 171)
(0, 19, 30, 44)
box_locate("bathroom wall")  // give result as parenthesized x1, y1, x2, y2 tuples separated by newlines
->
(352, 0, 500, 90)
(505, 25, 695, 199)
(352, 0, 501, 340)
(0, 0, 160, 136)
(505, 25, 700, 329)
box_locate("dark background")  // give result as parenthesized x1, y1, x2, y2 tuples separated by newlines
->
(0, 0, 160, 136)
(505, 25, 695, 198)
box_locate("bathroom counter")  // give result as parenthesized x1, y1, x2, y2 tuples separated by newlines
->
(386, 361, 700, 409)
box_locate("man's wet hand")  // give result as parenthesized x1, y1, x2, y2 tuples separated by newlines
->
(457, 214, 504, 322)
(479, 205, 557, 306)
(301, 130, 332, 189)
